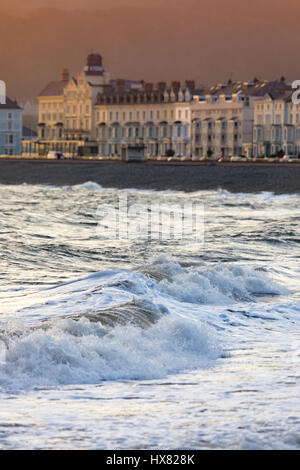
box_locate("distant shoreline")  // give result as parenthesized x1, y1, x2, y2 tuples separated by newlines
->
(1, 156, 300, 166)
(0, 159, 299, 194)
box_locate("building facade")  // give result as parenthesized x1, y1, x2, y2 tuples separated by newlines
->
(37, 54, 203, 158)
(37, 54, 295, 159)
(0, 97, 22, 156)
(37, 54, 144, 156)
(253, 87, 300, 157)
(94, 81, 202, 158)
(191, 80, 290, 160)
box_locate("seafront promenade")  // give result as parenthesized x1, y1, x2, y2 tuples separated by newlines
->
(0, 158, 299, 194)
(1, 154, 300, 165)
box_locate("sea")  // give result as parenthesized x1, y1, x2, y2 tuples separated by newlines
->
(0, 182, 299, 450)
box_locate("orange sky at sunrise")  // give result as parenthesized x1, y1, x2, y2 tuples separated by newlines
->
(1, 0, 300, 99)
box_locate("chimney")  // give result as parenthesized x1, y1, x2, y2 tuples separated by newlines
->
(185, 80, 195, 90)
(60, 68, 70, 82)
(144, 82, 153, 92)
(115, 79, 125, 91)
(171, 81, 181, 91)
(157, 82, 167, 92)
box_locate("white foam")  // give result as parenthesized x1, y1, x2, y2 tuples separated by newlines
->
(0, 315, 220, 391)
(143, 257, 289, 305)
(71, 181, 104, 191)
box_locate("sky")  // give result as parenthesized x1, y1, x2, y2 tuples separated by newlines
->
(1, 0, 300, 100)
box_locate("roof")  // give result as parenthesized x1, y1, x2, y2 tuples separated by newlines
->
(204, 80, 291, 98)
(38, 80, 68, 97)
(0, 97, 22, 110)
(96, 83, 204, 106)
(22, 126, 38, 138)
(254, 87, 294, 103)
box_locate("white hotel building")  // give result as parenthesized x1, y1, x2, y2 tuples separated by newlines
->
(37, 54, 114, 156)
(253, 86, 300, 157)
(191, 80, 291, 160)
(94, 80, 202, 158)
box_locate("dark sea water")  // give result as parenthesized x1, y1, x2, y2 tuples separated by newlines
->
(0, 182, 299, 449)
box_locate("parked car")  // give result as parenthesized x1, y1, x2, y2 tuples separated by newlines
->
(167, 155, 185, 162)
(281, 154, 300, 162)
(47, 151, 64, 160)
(230, 155, 248, 162)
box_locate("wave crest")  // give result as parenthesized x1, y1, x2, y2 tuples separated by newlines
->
(0, 315, 220, 391)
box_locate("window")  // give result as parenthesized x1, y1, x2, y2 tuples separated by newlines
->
(9, 135, 14, 144)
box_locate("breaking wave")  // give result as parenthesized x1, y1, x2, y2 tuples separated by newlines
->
(138, 256, 289, 304)
(0, 315, 220, 392)
(0, 256, 289, 392)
